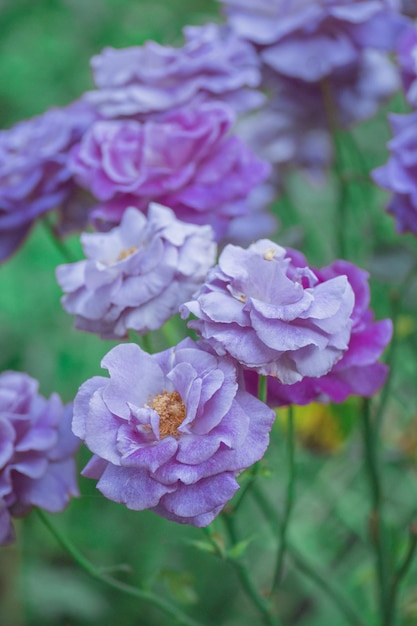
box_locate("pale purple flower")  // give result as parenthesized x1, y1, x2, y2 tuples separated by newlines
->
(70, 101, 271, 239)
(219, 0, 406, 73)
(56, 204, 217, 339)
(73, 339, 275, 526)
(245, 259, 393, 405)
(372, 111, 417, 235)
(181, 240, 355, 384)
(84, 23, 264, 117)
(0, 101, 96, 261)
(0, 372, 79, 545)
(397, 23, 417, 106)
(237, 50, 398, 178)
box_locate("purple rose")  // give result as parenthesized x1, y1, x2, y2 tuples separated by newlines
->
(0, 101, 96, 261)
(56, 204, 216, 339)
(84, 23, 264, 117)
(237, 50, 398, 179)
(220, 0, 406, 69)
(245, 259, 393, 405)
(70, 101, 271, 240)
(73, 339, 275, 526)
(0, 372, 79, 545)
(372, 111, 417, 235)
(181, 240, 355, 384)
(397, 23, 417, 106)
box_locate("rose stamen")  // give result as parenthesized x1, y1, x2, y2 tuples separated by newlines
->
(117, 246, 138, 261)
(150, 390, 186, 439)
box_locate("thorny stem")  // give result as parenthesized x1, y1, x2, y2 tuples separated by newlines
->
(270, 405, 295, 596)
(36, 509, 204, 626)
(361, 399, 390, 624)
(221, 512, 276, 626)
(251, 485, 365, 626)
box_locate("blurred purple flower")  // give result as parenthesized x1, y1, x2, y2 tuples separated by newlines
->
(0, 101, 96, 262)
(245, 259, 393, 405)
(397, 23, 417, 105)
(73, 339, 275, 526)
(237, 49, 398, 179)
(372, 111, 417, 235)
(0, 372, 79, 545)
(219, 0, 406, 70)
(70, 102, 271, 240)
(84, 23, 264, 118)
(56, 204, 216, 339)
(181, 240, 355, 384)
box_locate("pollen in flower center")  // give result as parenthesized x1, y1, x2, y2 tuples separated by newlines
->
(150, 391, 186, 439)
(117, 246, 138, 261)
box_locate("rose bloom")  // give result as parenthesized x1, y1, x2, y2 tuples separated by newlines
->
(84, 22, 264, 117)
(372, 111, 417, 236)
(0, 372, 79, 545)
(70, 101, 271, 240)
(244, 259, 393, 405)
(56, 204, 217, 339)
(0, 101, 96, 261)
(181, 239, 355, 385)
(73, 339, 275, 526)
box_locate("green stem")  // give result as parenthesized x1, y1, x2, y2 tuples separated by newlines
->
(221, 513, 275, 626)
(258, 375, 268, 405)
(36, 509, 204, 626)
(320, 79, 349, 260)
(361, 399, 389, 623)
(251, 485, 365, 626)
(42, 216, 77, 263)
(385, 524, 417, 626)
(270, 405, 295, 596)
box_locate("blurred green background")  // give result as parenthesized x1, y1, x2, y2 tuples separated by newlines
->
(2, 1, 417, 625)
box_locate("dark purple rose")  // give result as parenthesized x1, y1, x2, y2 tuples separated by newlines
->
(181, 240, 355, 384)
(73, 339, 275, 526)
(0, 372, 79, 545)
(56, 204, 217, 339)
(70, 102, 271, 239)
(245, 259, 393, 406)
(372, 111, 417, 235)
(0, 101, 96, 261)
(84, 23, 264, 117)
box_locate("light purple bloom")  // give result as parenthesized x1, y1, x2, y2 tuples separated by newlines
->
(397, 23, 417, 106)
(84, 23, 264, 117)
(0, 101, 96, 261)
(372, 111, 417, 235)
(219, 0, 406, 71)
(56, 204, 217, 339)
(73, 339, 275, 526)
(237, 50, 398, 178)
(0, 372, 79, 545)
(245, 259, 393, 405)
(181, 240, 355, 384)
(70, 101, 271, 239)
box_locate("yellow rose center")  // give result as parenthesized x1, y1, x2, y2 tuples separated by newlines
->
(150, 391, 186, 439)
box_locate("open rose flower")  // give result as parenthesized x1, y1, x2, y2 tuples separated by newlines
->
(69, 101, 271, 239)
(85, 23, 264, 117)
(0, 101, 96, 261)
(244, 259, 393, 405)
(73, 339, 275, 526)
(0, 372, 79, 545)
(181, 240, 355, 384)
(56, 204, 216, 339)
